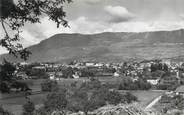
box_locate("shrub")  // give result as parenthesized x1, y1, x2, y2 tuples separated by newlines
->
(80, 78, 101, 90)
(157, 84, 179, 90)
(105, 90, 137, 105)
(41, 80, 58, 92)
(22, 99, 35, 115)
(0, 106, 13, 115)
(68, 89, 106, 115)
(44, 91, 68, 112)
(0, 81, 10, 93)
(124, 92, 138, 103)
(106, 90, 125, 105)
(118, 78, 151, 90)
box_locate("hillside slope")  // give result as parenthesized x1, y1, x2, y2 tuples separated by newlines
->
(1, 29, 184, 63)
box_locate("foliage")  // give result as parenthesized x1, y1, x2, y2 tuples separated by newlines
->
(27, 69, 48, 79)
(44, 90, 68, 112)
(0, 81, 10, 93)
(106, 90, 125, 105)
(159, 94, 184, 112)
(0, 0, 72, 60)
(40, 78, 138, 115)
(80, 68, 95, 78)
(151, 63, 168, 72)
(134, 79, 152, 90)
(22, 98, 35, 115)
(0, 59, 16, 81)
(80, 78, 102, 90)
(123, 92, 138, 103)
(67, 89, 106, 115)
(62, 67, 74, 78)
(0, 59, 16, 93)
(95, 104, 147, 115)
(118, 77, 151, 90)
(91, 88, 137, 105)
(105, 90, 137, 105)
(41, 80, 58, 92)
(11, 81, 31, 91)
(0, 105, 13, 115)
(151, 70, 165, 79)
(157, 83, 179, 90)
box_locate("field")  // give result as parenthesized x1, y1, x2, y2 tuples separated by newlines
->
(0, 77, 165, 115)
(0, 79, 47, 115)
(130, 90, 165, 107)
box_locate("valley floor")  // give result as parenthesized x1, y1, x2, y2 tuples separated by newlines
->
(0, 78, 166, 115)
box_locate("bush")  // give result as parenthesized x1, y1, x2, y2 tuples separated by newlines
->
(124, 92, 138, 103)
(0, 106, 13, 115)
(0, 81, 10, 93)
(106, 90, 125, 105)
(22, 99, 35, 115)
(157, 84, 179, 90)
(41, 80, 58, 92)
(118, 78, 151, 90)
(105, 90, 137, 105)
(80, 78, 101, 90)
(44, 91, 68, 112)
(67, 89, 106, 115)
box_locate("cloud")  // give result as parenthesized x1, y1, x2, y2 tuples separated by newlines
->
(1, 16, 184, 55)
(103, 21, 184, 32)
(104, 5, 135, 23)
(0, 46, 8, 54)
(180, 14, 184, 20)
(84, 0, 102, 5)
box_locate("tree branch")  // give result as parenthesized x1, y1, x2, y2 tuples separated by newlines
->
(1, 19, 9, 37)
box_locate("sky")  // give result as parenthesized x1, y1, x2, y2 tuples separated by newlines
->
(1, 0, 184, 54)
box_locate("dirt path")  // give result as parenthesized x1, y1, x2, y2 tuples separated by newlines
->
(145, 95, 162, 110)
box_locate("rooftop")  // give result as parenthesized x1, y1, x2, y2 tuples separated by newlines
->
(175, 85, 184, 92)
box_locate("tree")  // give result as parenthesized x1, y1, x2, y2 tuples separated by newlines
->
(41, 80, 59, 92)
(68, 89, 106, 115)
(0, 105, 13, 115)
(106, 90, 125, 105)
(44, 91, 68, 112)
(0, 59, 16, 93)
(62, 67, 74, 78)
(22, 98, 35, 115)
(0, 59, 16, 81)
(0, 0, 72, 60)
(80, 78, 102, 90)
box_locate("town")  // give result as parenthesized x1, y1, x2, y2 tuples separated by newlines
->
(13, 59, 184, 89)
(1, 58, 184, 115)
(1, 0, 184, 115)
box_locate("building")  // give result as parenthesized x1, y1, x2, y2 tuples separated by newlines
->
(147, 78, 159, 85)
(16, 72, 29, 80)
(72, 72, 80, 79)
(48, 72, 56, 80)
(175, 85, 184, 96)
(113, 72, 120, 77)
(159, 75, 179, 85)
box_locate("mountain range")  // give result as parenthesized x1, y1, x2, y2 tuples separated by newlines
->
(1, 29, 184, 63)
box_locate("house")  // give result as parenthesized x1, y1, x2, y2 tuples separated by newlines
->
(175, 85, 184, 96)
(147, 78, 159, 85)
(113, 72, 120, 77)
(72, 72, 80, 79)
(159, 75, 179, 85)
(48, 72, 55, 80)
(32, 66, 46, 71)
(86, 62, 95, 67)
(16, 72, 29, 80)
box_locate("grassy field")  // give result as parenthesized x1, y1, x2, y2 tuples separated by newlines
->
(0, 77, 165, 115)
(130, 90, 166, 107)
(0, 79, 47, 115)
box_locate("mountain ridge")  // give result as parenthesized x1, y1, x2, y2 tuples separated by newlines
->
(1, 29, 184, 63)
